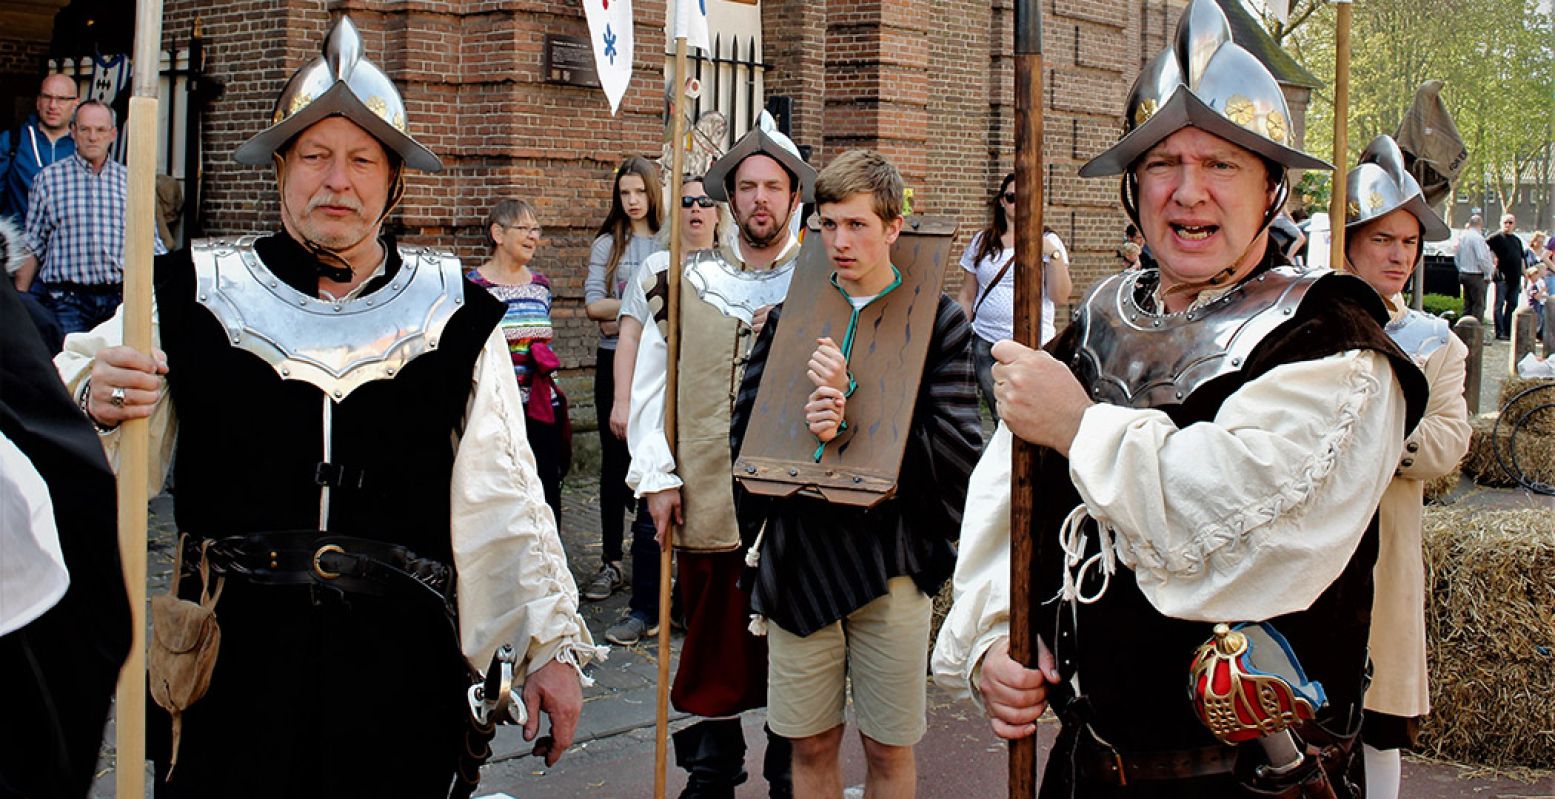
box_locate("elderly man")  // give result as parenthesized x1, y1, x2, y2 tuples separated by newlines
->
(0, 73, 77, 224)
(14, 100, 161, 337)
(1455, 214, 1494, 327)
(1341, 135, 1472, 799)
(932, 1, 1427, 795)
(53, 18, 600, 798)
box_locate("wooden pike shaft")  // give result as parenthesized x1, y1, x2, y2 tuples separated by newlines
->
(117, 1, 164, 797)
(1010, 1, 1044, 797)
(1328, 0, 1353, 268)
(654, 31, 690, 799)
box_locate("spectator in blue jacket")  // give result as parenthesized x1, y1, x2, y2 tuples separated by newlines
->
(0, 75, 77, 225)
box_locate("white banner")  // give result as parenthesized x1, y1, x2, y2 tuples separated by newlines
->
(583, 0, 634, 114)
(675, 0, 711, 53)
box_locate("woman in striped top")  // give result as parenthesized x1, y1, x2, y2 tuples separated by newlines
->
(468, 197, 566, 521)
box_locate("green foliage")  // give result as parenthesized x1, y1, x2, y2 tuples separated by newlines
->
(1421, 292, 1464, 318)
(1295, 171, 1330, 214)
(1271, 0, 1555, 213)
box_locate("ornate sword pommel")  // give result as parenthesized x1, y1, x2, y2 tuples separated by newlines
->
(1188, 622, 1326, 745)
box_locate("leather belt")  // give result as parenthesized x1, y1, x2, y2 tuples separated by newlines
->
(1076, 741, 1238, 786)
(182, 531, 454, 610)
(47, 280, 123, 295)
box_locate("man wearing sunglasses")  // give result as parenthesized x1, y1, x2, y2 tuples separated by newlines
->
(614, 115, 815, 796)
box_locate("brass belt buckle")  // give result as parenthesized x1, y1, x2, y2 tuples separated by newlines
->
(312, 544, 346, 579)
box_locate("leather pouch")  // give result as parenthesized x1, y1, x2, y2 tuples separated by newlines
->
(148, 536, 224, 778)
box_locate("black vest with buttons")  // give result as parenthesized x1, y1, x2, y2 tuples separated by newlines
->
(1030, 255, 1427, 755)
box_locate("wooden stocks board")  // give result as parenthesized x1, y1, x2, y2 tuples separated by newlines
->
(732, 216, 956, 507)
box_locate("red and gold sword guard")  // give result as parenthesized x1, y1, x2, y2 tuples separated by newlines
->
(1188, 622, 1326, 745)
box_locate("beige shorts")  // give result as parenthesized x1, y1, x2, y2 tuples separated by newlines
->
(765, 576, 932, 746)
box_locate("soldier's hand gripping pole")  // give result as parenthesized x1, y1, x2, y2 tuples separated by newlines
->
(1010, 2, 1045, 798)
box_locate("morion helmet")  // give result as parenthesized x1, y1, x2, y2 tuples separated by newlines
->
(704, 111, 816, 203)
(234, 16, 441, 172)
(1344, 135, 1450, 245)
(1079, 0, 1330, 179)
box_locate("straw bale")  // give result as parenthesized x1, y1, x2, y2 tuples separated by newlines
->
(1463, 415, 1555, 487)
(1422, 470, 1460, 503)
(1417, 508, 1555, 768)
(1497, 377, 1555, 437)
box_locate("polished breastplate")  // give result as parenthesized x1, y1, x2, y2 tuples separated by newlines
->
(1072, 266, 1325, 408)
(191, 235, 465, 402)
(683, 247, 796, 326)
(1385, 308, 1450, 363)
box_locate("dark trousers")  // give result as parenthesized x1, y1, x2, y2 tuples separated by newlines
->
(36, 281, 121, 337)
(627, 500, 661, 624)
(594, 346, 632, 563)
(526, 413, 564, 525)
(1460, 273, 1489, 325)
(1494, 275, 1519, 338)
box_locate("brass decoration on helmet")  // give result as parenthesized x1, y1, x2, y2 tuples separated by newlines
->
(1080, 0, 1331, 178)
(1135, 98, 1159, 127)
(234, 16, 442, 173)
(1343, 134, 1451, 243)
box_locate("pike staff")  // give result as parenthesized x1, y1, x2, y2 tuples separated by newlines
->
(653, 6, 691, 796)
(1328, 0, 1353, 267)
(115, 2, 165, 797)
(1010, 1, 1045, 797)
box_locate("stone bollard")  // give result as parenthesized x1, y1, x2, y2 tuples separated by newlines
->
(1512, 307, 1538, 373)
(1455, 315, 1483, 414)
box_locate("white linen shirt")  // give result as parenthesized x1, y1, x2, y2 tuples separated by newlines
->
(932, 348, 1409, 701)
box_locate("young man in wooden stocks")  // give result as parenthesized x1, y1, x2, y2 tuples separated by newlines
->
(932, 0, 1428, 795)
(1340, 135, 1471, 799)
(731, 150, 981, 797)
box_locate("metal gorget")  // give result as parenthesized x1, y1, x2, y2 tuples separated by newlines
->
(1072, 265, 1325, 408)
(683, 246, 795, 326)
(191, 235, 465, 402)
(1385, 308, 1450, 364)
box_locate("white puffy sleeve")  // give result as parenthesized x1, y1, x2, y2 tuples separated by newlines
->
(1067, 350, 1408, 622)
(931, 423, 1014, 705)
(621, 253, 682, 497)
(451, 329, 606, 678)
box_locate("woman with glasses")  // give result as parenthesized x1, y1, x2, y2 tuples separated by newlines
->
(468, 198, 567, 520)
(582, 156, 665, 602)
(955, 172, 1072, 420)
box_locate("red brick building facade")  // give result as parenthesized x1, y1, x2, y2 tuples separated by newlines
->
(1, 0, 1313, 374)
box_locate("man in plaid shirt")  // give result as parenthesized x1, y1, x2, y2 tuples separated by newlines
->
(12, 100, 163, 335)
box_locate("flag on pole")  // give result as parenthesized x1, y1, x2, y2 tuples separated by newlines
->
(675, 0, 711, 52)
(583, 0, 634, 114)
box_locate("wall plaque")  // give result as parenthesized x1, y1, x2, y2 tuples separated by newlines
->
(545, 34, 601, 89)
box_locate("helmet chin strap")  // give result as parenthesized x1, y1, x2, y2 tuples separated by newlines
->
(273, 152, 406, 282)
(1124, 170, 1290, 301)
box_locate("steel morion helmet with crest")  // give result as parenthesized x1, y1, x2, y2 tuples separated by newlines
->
(1080, 0, 1330, 227)
(1344, 134, 1451, 258)
(234, 15, 441, 173)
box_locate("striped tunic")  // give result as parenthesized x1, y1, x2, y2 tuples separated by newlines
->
(731, 295, 983, 637)
(466, 269, 555, 405)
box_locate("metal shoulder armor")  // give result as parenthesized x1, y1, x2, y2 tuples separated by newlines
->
(682, 247, 796, 326)
(1385, 308, 1451, 363)
(1072, 266, 1325, 408)
(191, 236, 466, 402)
